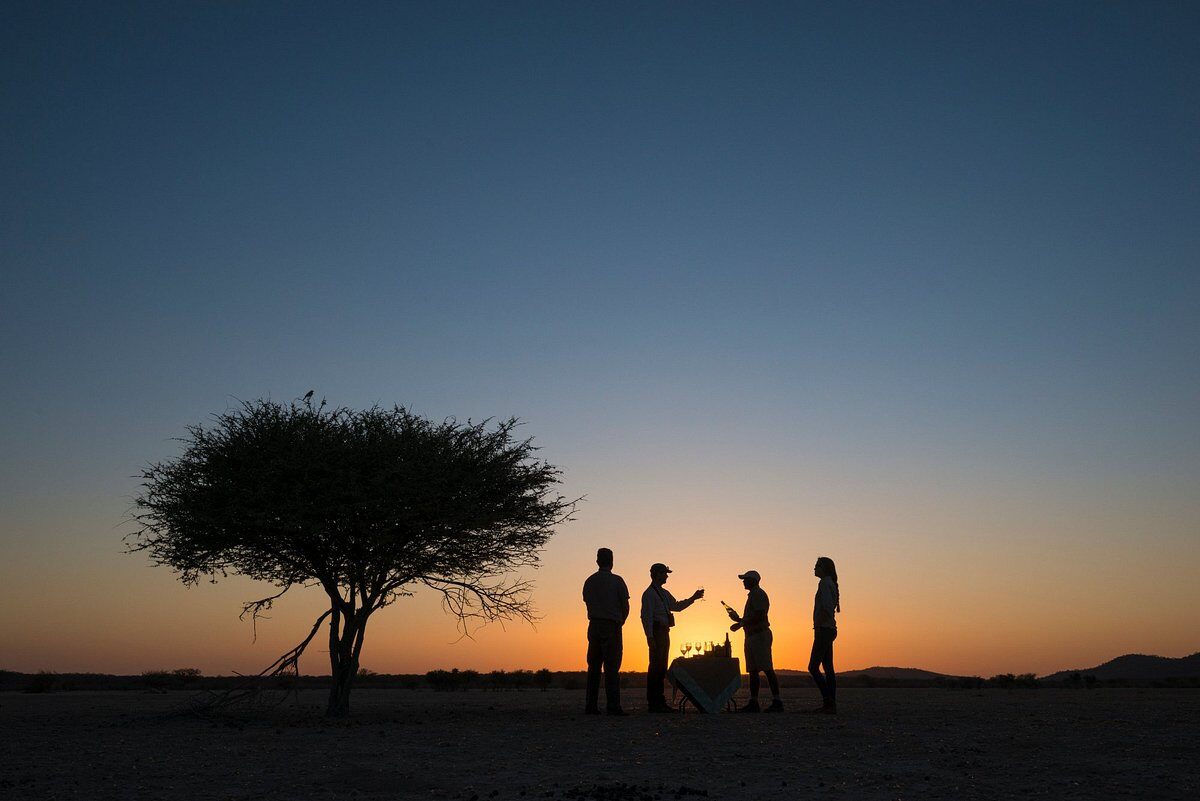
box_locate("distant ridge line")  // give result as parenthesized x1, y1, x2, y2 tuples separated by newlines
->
(1041, 651, 1200, 682)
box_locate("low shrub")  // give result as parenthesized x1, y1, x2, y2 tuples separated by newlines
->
(23, 671, 59, 694)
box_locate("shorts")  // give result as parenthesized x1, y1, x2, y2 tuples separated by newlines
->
(744, 629, 774, 673)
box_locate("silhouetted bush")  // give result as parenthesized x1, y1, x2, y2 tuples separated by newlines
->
(140, 668, 203, 691)
(23, 671, 60, 693)
(535, 668, 553, 691)
(426, 668, 479, 691)
(988, 672, 1039, 689)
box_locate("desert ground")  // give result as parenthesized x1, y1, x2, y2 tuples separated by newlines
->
(2, 688, 1197, 800)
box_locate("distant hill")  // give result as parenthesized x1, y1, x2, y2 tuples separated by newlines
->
(1043, 652, 1200, 682)
(841, 666, 956, 680)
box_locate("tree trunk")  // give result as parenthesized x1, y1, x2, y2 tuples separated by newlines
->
(326, 607, 369, 717)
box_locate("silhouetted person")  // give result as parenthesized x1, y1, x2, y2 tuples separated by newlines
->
(582, 547, 630, 715)
(806, 556, 840, 714)
(724, 570, 782, 712)
(640, 562, 703, 712)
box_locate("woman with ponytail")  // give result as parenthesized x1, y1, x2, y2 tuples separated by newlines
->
(807, 556, 840, 714)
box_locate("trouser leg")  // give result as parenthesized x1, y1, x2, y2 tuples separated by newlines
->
(808, 633, 829, 700)
(603, 622, 623, 710)
(823, 629, 837, 702)
(646, 624, 669, 707)
(585, 621, 604, 711)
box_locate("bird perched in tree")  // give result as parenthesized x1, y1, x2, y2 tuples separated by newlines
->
(303, 390, 314, 401)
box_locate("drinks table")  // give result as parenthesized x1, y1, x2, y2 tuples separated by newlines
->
(667, 655, 741, 713)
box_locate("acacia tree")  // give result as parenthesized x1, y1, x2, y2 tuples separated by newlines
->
(129, 397, 575, 716)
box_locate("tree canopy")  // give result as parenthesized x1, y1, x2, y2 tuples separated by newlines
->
(129, 396, 575, 714)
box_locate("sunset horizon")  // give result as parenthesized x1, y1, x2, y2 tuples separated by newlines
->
(2, 3, 1198, 796)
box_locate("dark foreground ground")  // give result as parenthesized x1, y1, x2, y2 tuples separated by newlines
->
(1, 688, 1197, 800)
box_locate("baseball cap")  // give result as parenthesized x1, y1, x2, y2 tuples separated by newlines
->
(650, 563, 672, 575)
(737, 570, 761, 582)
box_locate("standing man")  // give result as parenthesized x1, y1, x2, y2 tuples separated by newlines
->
(725, 570, 783, 712)
(582, 547, 630, 715)
(640, 563, 704, 713)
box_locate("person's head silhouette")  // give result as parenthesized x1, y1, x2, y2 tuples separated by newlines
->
(738, 570, 761, 590)
(596, 547, 614, 570)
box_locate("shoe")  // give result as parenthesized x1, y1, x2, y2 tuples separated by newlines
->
(739, 699, 761, 713)
(584, 707, 601, 715)
(821, 701, 837, 715)
(765, 699, 784, 713)
(648, 704, 677, 713)
(606, 708, 628, 716)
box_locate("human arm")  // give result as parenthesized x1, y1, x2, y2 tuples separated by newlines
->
(722, 599, 743, 629)
(668, 588, 704, 611)
(740, 590, 769, 630)
(815, 577, 837, 626)
(640, 590, 655, 643)
(741, 608, 767, 628)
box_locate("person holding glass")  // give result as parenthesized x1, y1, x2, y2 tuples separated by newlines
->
(640, 562, 704, 713)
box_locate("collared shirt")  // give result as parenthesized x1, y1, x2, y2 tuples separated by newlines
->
(814, 575, 838, 629)
(582, 569, 630, 623)
(640, 584, 686, 637)
(742, 586, 770, 634)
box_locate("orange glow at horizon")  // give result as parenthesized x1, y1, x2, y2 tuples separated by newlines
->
(3, 470, 1198, 680)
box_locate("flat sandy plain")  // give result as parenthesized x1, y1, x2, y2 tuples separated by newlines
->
(2, 688, 1197, 800)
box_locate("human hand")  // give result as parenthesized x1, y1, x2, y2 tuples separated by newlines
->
(692, 588, 705, 601)
(729, 622, 741, 632)
(725, 607, 739, 621)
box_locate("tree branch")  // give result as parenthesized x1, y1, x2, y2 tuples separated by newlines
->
(238, 586, 292, 642)
(416, 574, 540, 638)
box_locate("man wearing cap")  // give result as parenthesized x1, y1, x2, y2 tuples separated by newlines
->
(725, 570, 783, 712)
(582, 547, 630, 715)
(640, 563, 704, 712)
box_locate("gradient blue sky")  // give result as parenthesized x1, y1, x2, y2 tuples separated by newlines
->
(2, 2, 1198, 676)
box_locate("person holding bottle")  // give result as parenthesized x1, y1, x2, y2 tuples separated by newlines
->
(725, 570, 783, 712)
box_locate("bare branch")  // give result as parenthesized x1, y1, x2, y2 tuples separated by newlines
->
(238, 586, 292, 642)
(416, 574, 541, 638)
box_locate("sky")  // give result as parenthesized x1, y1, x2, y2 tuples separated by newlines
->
(2, 1, 1198, 678)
